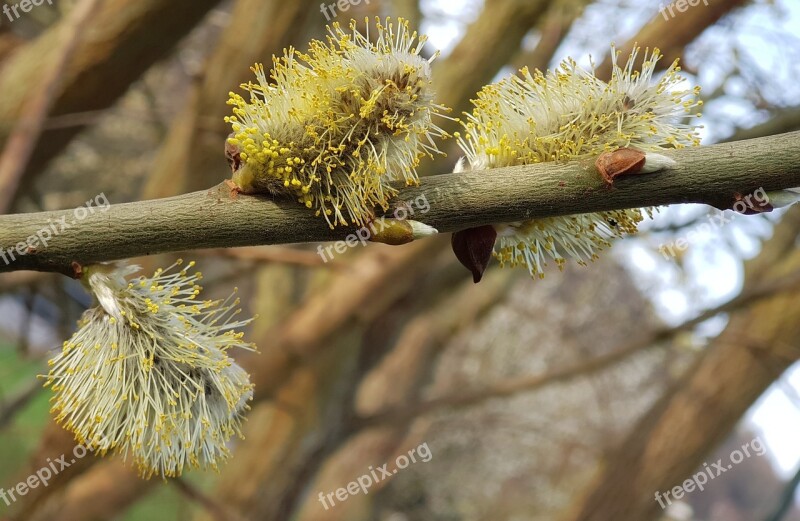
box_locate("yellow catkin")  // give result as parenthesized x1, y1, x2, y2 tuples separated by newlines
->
(225, 17, 450, 228)
(456, 46, 702, 278)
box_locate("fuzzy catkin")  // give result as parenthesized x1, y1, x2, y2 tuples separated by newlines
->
(45, 261, 255, 478)
(226, 18, 449, 228)
(456, 46, 703, 278)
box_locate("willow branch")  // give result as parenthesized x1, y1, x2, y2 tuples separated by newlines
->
(1, 131, 799, 275)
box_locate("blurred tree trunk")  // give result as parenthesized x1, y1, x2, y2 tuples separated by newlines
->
(511, 0, 593, 72)
(25, 460, 155, 521)
(291, 270, 514, 521)
(432, 0, 556, 119)
(563, 207, 800, 521)
(0, 0, 223, 210)
(0, 24, 22, 62)
(594, 0, 748, 80)
(203, 248, 467, 521)
(142, 0, 321, 199)
(391, 0, 423, 30)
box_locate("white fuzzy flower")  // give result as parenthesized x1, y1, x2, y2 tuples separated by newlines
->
(455, 46, 702, 278)
(45, 261, 255, 478)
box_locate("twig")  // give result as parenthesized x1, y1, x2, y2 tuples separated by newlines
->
(0, 379, 43, 429)
(0, 0, 98, 213)
(1, 131, 800, 276)
(197, 246, 338, 268)
(171, 477, 242, 521)
(763, 464, 800, 521)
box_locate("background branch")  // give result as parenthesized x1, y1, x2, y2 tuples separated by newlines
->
(0, 0, 224, 202)
(355, 265, 800, 429)
(0, 0, 98, 213)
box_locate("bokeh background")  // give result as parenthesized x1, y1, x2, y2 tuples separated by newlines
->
(0, 0, 799, 520)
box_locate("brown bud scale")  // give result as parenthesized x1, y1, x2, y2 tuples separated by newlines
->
(595, 147, 647, 184)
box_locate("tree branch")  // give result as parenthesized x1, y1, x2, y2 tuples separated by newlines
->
(1, 131, 799, 275)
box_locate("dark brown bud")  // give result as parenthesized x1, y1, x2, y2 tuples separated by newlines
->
(451, 225, 498, 284)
